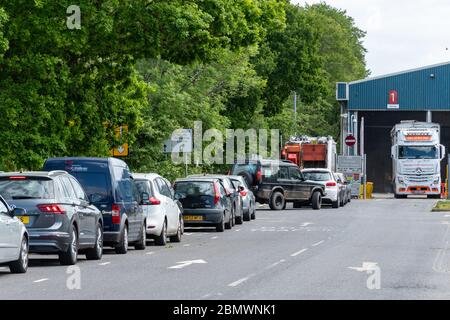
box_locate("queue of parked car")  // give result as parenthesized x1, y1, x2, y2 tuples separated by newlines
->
(0, 156, 352, 274)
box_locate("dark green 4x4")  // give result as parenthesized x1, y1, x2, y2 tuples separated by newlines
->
(230, 160, 326, 210)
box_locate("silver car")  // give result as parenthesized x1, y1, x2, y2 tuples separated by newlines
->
(229, 175, 256, 221)
(0, 195, 29, 273)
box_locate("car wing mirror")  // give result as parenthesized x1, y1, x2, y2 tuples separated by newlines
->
(141, 192, 150, 205)
(12, 207, 26, 217)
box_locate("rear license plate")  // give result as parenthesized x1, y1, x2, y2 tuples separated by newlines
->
(184, 215, 203, 221)
(412, 190, 425, 194)
(18, 216, 30, 225)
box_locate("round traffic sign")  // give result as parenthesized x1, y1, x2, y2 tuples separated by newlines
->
(345, 135, 356, 147)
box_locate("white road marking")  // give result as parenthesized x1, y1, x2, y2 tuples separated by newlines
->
(183, 244, 191, 247)
(228, 276, 251, 287)
(146, 251, 155, 255)
(290, 248, 308, 257)
(312, 240, 325, 247)
(184, 233, 193, 235)
(301, 222, 314, 227)
(235, 229, 241, 232)
(348, 262, 379, 272)
(168, 259, 207, 269)
(99, 262, 111, 266)
(211, 236, 218, 239)
(33, 278, 49, 283)
(266, 259, 286, 269)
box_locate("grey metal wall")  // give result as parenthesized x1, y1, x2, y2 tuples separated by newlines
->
(349, 63, 450, 111)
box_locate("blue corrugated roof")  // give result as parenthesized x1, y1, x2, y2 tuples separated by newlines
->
(341, 61, 450, 111)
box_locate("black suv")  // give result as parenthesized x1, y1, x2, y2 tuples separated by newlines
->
(231, 159, 326, 210)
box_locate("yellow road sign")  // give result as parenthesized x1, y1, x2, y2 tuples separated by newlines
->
(110, 125, 129, 157)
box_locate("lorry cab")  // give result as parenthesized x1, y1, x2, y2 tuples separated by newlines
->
(391, 121, 445, 198)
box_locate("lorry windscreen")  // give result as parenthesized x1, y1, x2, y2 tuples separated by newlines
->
(398, 146, 437, 159)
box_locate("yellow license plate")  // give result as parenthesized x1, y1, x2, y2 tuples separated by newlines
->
(184, 215, 203, 221)
(18, 216, 30, 225)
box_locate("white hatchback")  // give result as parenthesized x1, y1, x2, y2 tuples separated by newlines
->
(134, 174, 183, 246)
(0, 195, 29, 273)
(302, 169, 342, 209)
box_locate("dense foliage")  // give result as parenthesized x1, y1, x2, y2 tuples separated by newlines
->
(0, 1, 367, 179)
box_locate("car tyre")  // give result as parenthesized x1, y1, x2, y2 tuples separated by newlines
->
(86, 223, 103, 260)
(9, 235, 28, 274)
(269, 191, 285, 210)
(115, 225, 129, 254)
(134, 223, 147, 250)
(59, 225, 78, 265)
(225, 211, 233, 230)
(311, 191, 322, 210)
(170, 217, 183, 243)
(332, 196, 339, 208)
(155, 220, 168, 246)
(235, 209, 243, 224)
(216, 214, 225, 232)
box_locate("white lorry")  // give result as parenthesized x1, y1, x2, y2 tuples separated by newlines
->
(391, 121, 445, 198)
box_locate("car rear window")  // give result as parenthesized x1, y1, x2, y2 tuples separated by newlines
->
(303, 172, 332, 181)
(174, 181, 216, 209)
(70, 172, 110, 203)
(0, 177, 55, 199)
(135, 180, 154, 197)
(231, 163, 258, 175)
(174, 181, 214, 197)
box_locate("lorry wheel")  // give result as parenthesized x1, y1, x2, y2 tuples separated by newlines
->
(311, 192, 322, 210)
(269, 192, 285, 210)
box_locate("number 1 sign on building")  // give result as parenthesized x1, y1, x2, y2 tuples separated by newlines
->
(387, 90, 399, 109)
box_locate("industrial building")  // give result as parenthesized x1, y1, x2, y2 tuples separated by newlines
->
(337, 62, 450, 193)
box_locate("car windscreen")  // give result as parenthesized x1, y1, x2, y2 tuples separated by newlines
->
(303, 172, 332, 182)
(398, 146, 438, 159)
(0, 177, 55, 199)
(174, 181, 215, 208)
(70, 172, 110, 203)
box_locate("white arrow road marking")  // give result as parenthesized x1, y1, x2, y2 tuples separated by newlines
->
(99, 262, 111, 266)
(312, 240, 325, 247)
(348, 262, 379, 272)
(33, 278, 49, 283)
(291, 248, 308, 257)
(146, 251, 155, 255)
(211, 236, 218, 239)
(168, 259, 207, 269)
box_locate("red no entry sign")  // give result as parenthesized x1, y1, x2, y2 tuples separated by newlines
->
(345, 135, 356, 147)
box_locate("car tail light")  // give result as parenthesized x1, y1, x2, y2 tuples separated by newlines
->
(37, 204, 65, 214)
(326, 182, 337, 187)
(112, 204, 121, 224)
(148, 197, 161, 205)
(213, 182, 220, 205)
(240, 190, 247, 197)
(9, 176, 27, 180)
(256, 168, 262, 182)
